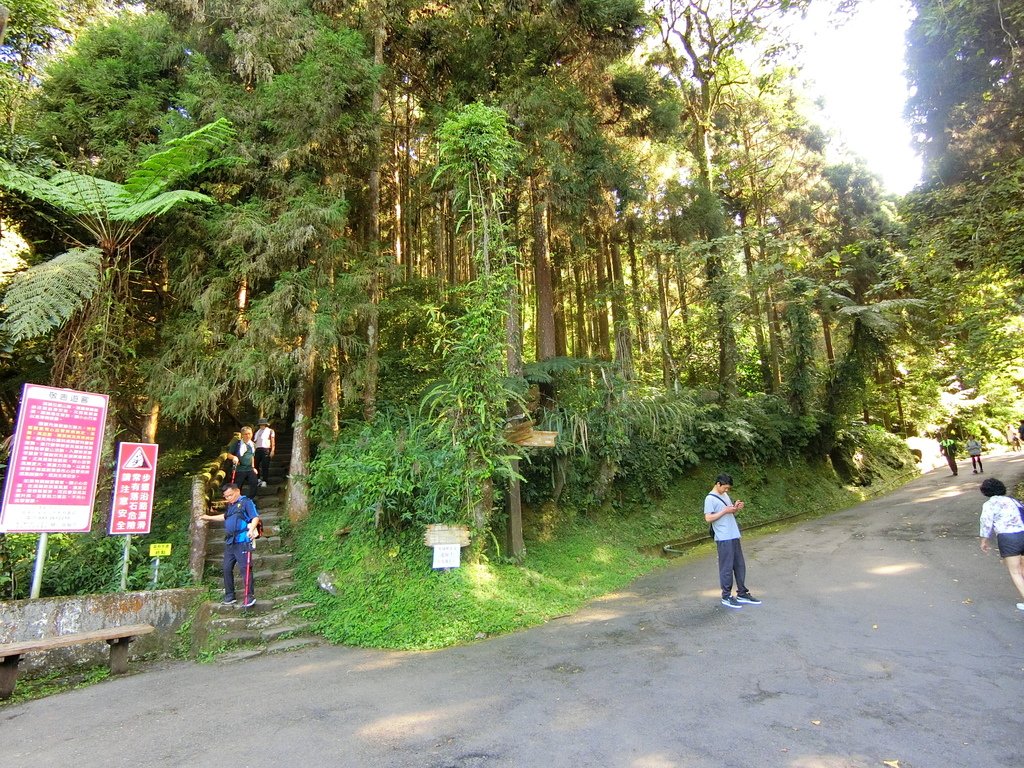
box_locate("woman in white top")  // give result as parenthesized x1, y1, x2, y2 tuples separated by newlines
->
(978, 477, 1024, 610)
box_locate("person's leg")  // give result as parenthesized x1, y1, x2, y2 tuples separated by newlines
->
(732, 540, 748, 595)
(977, 455, 983, 472)
(717, 540, 735, 598)
(945, 453, 958, 475)
(255, 448, 270, 484)
(222, 545, 238, 602)
(1003, 555, 1024, 600)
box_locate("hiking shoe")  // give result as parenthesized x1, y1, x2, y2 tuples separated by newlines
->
(222, 597, 236, 606)
(736, 593, 762, 605)
(243, 597, 257, 608)
(721, 596, 742, 608)
(258, 480, 267, 487)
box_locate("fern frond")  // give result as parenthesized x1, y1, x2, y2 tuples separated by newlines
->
(122, 118, 237, 203)
(0, 163, 116, 220)
(1, 247, 102, 342)
(111, 189, 215, 221)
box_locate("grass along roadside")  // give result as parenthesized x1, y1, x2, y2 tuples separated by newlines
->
(296, 459, 909, 650)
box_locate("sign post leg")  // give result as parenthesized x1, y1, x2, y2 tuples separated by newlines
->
(29, 532, 47, 598)
(119, 534, 131, 591)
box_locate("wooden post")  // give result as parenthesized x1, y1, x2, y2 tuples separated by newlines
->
(505, 459, 524, 561)
(188, 476, 208, 583)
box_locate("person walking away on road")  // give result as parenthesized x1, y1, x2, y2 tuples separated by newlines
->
(254, 418, 276, 487)
(199, 483, 261, 608)
(977, 477, 1024, 612)
(1006, 425, 1020, 451)
(965, 437, 984, 474)
(704, 473, 761, 608)
(228, 425, 259, 497)
(939, 434, 959, 476)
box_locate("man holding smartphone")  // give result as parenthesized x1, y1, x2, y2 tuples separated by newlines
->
(704, 473, 762, 608)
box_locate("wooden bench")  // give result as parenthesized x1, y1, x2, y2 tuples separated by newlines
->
(0, 623, 154, 699)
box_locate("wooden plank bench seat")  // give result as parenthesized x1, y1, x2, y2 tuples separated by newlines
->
(0, 623, 154, 699)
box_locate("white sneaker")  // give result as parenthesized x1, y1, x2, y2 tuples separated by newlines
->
(258, 480, 267, 487)
(1016, 603, 1024, 611)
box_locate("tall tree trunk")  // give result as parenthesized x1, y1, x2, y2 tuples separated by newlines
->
(552, 245, 568, 357)
(593, 230, 611, 360)
(626, 217, 648, 356)
(530, 174, 557, 361)
(608, 231, 634, 379)
(655, 247, 676, 390)
(571, 254, 588, 357)
(739, 211, 772, 393)
(287, 364, 315, 523)
(143, 399, 159, 444)
(362, 21, 385, 422)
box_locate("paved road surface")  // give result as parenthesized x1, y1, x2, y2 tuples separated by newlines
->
(3, 454, 1023, 768)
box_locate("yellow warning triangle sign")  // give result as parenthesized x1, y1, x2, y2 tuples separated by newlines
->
(124, 446, 151, 469)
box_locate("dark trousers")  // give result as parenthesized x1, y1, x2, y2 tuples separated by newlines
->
(234, 469, 258, 498)
(944, 452, 958, 475)
(255, 447, 271, 482)
(223, 541, 255, 601)
(717, 538, 748, 598)
(971, 455, 983, 472)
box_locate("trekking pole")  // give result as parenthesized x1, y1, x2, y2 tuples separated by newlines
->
(243, 541, 253, 608)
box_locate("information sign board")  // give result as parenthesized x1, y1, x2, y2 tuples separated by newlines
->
(109, 442, 159, 535)
(0, 384, 108, 533)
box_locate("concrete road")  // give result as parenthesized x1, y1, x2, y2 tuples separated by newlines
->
(3, 454, 1023, 768)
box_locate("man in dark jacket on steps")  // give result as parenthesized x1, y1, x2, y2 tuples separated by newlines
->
(200, 484, 261, 608)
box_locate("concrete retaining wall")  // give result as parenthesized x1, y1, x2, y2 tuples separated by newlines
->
(0, 588, 204, 675)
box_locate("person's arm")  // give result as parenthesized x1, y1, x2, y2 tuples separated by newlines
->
(979, 505, 994, 551)
(243, 498, 260, 538)
(269, 430, 276, 457)
(199, 512, 225, 524)
(704, 498, 743, 523)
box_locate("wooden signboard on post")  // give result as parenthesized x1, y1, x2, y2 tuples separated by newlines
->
(502, 418, 558, 560)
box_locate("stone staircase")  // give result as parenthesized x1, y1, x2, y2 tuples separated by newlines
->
(193, 432, 322, 661)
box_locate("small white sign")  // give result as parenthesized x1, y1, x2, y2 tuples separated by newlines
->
(432, 543, 461, 569)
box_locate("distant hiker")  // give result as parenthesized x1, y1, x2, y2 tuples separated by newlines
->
(977, 477, 1024, 612)
(965, 438, 984, 474)
(1007, 425, 1020, 451)
(254, 417, 276, 487)
(200, 483, 260, 608)
(939, 435, 959, 476)
(704, 473, 761, 609)
(228, 425, 259, 497)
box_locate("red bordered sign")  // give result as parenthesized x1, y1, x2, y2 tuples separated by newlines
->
(0, 384, 109, 533)
(108, 442, 159, 535)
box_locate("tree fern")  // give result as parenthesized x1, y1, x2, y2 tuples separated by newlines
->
(121, 118, 237, 202)
(2, 247, 102, 343)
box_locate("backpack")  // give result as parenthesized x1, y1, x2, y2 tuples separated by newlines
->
(1012, 497, 1024, 527)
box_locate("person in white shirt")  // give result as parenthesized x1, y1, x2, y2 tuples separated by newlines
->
(704, 473, 761, 608)
(254, 418, 276, 487)
(978, 477, 1024, 611)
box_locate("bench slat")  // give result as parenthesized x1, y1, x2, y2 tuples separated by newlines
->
(0, 624, 154, 659)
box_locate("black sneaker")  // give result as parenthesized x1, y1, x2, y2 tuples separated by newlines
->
(721, 596, 742, 608)
(736, 593, 762, 605)
(222, 597, 236, 605)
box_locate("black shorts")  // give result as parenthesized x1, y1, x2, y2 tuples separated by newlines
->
(996, 531, 1024, 558)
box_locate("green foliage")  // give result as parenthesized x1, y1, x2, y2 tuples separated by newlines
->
(1, 246, 101, 342)
(310, 413, 469, 529)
